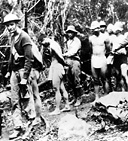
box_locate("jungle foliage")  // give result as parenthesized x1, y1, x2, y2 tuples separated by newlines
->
(0, 0, 128, 47)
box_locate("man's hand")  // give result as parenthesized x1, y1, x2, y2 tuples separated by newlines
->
(20, 78, 27, 85)
(5, 72, 10, 78)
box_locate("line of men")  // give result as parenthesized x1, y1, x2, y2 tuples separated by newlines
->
(48, 19, 128, 112)
(89, 21, 128, 99)
(89, 20, 128, 102)
(2, 13, 82, 139)
(3, 12, 128, 140)
(106, 21, 128, 92)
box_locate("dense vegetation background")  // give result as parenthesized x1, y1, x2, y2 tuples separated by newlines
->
(0, 1, 128, 140)
(0, 0, 128, 47)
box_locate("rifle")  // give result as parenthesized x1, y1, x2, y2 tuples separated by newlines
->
(23, 0, 41, 33)
(23, 8, 28, 33)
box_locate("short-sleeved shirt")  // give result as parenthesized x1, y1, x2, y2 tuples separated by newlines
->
(9, 29, 34, 79)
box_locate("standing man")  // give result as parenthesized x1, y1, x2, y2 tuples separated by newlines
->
(112, 21, 128, 91)
(3, 13, 43, 139)
(106, 23, 117, 91)
(42, 37, 70, 115)
(63, 25, 82, 107)
(89, 21, 110, 101)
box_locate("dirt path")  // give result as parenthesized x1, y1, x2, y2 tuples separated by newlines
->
(0, 128, 9, 141)
(1, 98, 128, 141)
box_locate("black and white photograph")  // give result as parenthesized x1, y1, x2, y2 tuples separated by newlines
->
(1, 0, 128, 140)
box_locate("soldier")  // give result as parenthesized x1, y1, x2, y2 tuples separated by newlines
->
(42, 37, 70, 115)
(89, 21, 110, 101)
(106, 23, 117, 91)
(3, 13, 43, 139)
(63, 25, 82, 107)
(112, 21, 128, 91)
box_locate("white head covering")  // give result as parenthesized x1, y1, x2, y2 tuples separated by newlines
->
(66, 25, 78, 33)
(3, 13, 20, 24)
(107, 23, 114, 33)
(42, 38, 64, 61)
(99, 21, 106, 27)
(90, 21, 100, 30)
(114, 21, 124, 32)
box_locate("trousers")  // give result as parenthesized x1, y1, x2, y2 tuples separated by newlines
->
(10, 68, 41, 129)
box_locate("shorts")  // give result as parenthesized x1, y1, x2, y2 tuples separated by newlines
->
(91, 55, 107, 68)
(48, 61, 65, 86)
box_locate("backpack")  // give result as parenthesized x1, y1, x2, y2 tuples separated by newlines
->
(31, 41, 44, 71)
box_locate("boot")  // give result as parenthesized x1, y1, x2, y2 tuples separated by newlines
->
(74, 87, 82, 107)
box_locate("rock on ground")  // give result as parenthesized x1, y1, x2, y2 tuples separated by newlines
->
(58, 113, 92, 141)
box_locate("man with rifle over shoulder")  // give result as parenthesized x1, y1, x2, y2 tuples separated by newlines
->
(4, 13, 44, 140)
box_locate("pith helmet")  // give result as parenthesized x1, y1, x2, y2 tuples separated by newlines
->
(3, 13, 20, 24)
(114, 21, 123, 32)
(107, 23, 114, 33)
(90, 21, 100, 30)
(100, 21, 106, 27)
(66, 25, 78, 33)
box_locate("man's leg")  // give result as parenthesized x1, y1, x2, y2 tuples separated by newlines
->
(9, 71, 23, 139)
(32, 79, 42, 118)
(101, 65, 109, 94)
(49, 70, 62, 115)
(29, 69, 42, 125)
(91, 67, 100, 100)
(60, 81, 70, 111)
(121, 63, 128, 91)
(49, 87, 62, 115)
(72, 60, 82, 106)
(107, 64, 113, 92)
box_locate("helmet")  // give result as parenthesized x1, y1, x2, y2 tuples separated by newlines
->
(90, 21, 100, 30)
(66, 25, 78, 33)
(100, 21, 106, 27)
(3, 13, 20, 24)
(107, 23, 114, 33)
(114, 21, 124, 32)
